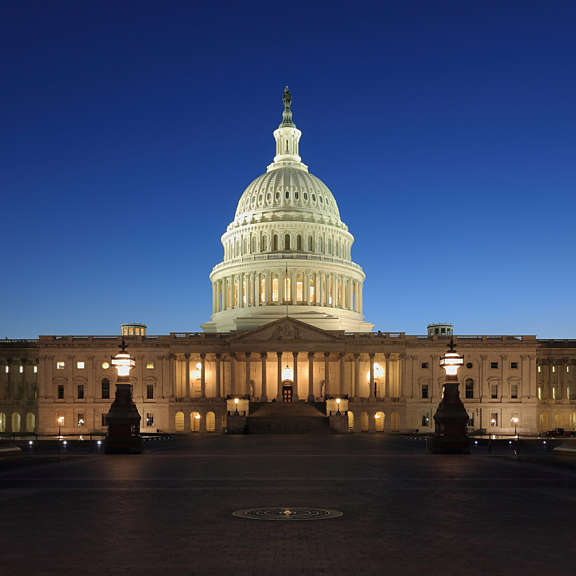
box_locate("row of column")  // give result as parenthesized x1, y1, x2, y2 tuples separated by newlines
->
(212, 270, 362, 314)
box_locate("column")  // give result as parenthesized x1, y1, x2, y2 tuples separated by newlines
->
(324, 352, 330, 397)
(308, 352, 314, 402)
(384, 353, 391, 398)
(276, 352, 282, 401)
(261, 352, 267, 401)
(399, 354, 407, 399)
(291, 270, 297, 303)
(318, 272, 323, 306)
(215, 354, 221, 398)
(200, 353, 206, 399)
(369, 352, 375, 400)
(353, 353, 360, 399)
(169, 354, 176, 399)
(266, 271, 272, 304)
(339, 353, 345, 396)
(245, 352, 251, 396)
(292, 351, 299, 401)
(185, 354, 190, 399)
(304, 272, 310, 304)
(279, 271, 284, 303)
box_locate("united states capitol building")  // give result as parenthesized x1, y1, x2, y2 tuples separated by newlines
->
(1, 89, 575, 437)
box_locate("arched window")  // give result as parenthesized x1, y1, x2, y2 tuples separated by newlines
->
(11, 412, 21, 433)
(175, 411, 185, 432)
(206, 411, 216, 432)
(284, 234, 291, 251)
(250, 236, 255, 253)
(308, 236, 313, 251)
(190, 412, 201, 432)
(26, 413, 35, 432)
(273, 235, 278, 252)
(261, 235, 267, 252)
(0, 413, 6, 433)
(327, 238, 332, 255)
(347, 411, 355, 432)
(375, 411, 385, 432)
(297, 235, 302, 251)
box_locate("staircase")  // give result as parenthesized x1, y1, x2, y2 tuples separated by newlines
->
(247, 401, 330, 434)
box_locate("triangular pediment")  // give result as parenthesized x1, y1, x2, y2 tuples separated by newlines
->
(229, 317, 344, 344)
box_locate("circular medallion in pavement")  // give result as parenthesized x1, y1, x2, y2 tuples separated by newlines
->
(232, 507, 343, 521)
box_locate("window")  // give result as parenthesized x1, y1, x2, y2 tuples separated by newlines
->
(537, 365, 542, 374)
(146, 413, 154, 427)
(490, 362, 498, 369)
(465, 379, 474, 399)
(466, 362, 473, 369)
(146, 384, 154, 400)
(19, 365, 24, 374)
(421, 384, 429, 399)
(57, 385, 64, 399)
(538, 386, 542, 400)
(421, 415, 430, 427)
(510, 362, 518, 369)
(4, 366, 9, 373)
(76, 361, 85, 369)
(56, 361, 65, 370)
(491, 383, 498, 399)
(284, 234, 290, 251)
(102, 362, 110, 370)
(552, 365, 557, 373)
(101, 414, 107, 427)
(101, 378, 110, 400)
(468, 413, 475, 427)
(146, 362, 155, 370)
(511, 383, 519, 399)
(552, 387, 556, 400)
(77, 413, 85, 427)
(490, 413, 498, 427)
(272, 235, 278, 251)
(421, 362, 429, 369)
(33, 365, 38, 374)
(77, 384, 84, 399)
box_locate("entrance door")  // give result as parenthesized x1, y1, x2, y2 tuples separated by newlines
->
(282, 384, 293, 403)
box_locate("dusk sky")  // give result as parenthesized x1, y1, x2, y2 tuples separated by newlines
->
(2, 1, 575, 338)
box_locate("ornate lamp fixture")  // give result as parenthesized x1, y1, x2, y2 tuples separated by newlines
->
(429, 338, 470, 454)
(104, 338, 142, 454)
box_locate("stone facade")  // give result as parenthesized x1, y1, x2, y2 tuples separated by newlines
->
(1, 318, 575, 436)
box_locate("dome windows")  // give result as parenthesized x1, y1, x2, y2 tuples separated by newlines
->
(304, 192, 308, 200)
(285, 191, 290, 199)
(295, 192, 299, 200)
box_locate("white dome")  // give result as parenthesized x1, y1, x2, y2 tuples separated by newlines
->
(234, 167, 342, 224)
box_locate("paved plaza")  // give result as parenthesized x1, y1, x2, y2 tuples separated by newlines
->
(0, 436, 573, 576)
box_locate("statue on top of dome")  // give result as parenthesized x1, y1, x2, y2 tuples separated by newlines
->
(280, 86, 295, 127)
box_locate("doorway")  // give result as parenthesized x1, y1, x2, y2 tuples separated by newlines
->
(282, 383, 293, 403)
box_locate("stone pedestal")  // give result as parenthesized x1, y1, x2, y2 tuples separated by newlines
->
(429, 376, 470, 454)
(104, 379, 142, 454)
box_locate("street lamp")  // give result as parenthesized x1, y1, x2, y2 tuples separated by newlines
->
(104, 338, 142, 454)
(234, 397, 239, 414)
(511, 416, 519, 437)
(429, 338, 470, 454)
(336, 398, 341, 415)
(57, 416, 64, 439)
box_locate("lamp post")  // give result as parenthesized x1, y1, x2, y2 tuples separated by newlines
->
(104, 338, 142, 454)
(429, 338, 470, 454)
(511, 417, 519, 437)
(234, 397, 239, 415)
(336, 397, 341, 415)
(57, 416, 64, 439)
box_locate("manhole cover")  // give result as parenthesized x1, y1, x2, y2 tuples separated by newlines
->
(232, 507, 343, 521)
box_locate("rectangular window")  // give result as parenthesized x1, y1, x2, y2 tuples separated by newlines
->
(567, 387, 571, 400)
(491, 384, 498, 399)
(511, 383, 519, 399)
(421, 415, 429, 427)
(490, 413, 498, 427)
(19, 365, 24, 374)
(490, 362, 498, 369)
(552, 387, 556, 400)
(101, 380, 110, 399)
(552, 366, 556, 373)
(146, 384, 154, 400)
(33, 365, 38, 374)
(77, 384, 84, 399)
(421, 362, 429, 369)
(101, 414, 107, 427)
(4, 365, 9, 373)
(56, 361, 65, 370)
(567, 366, 570, 373)
(57, 385, 64, 399)
(76, 361, 85, 369)
(538, 386, 542, 400)
(465, 380, 474, 399)
(146, 362, 155, 370)
(537, 365, 542, 374)
(421, 384, 429, 399)
(77, 413, 85, 427)
(468, 413, 475, 427)
(146, 413, 154, 427)
(510, 362, 518, 369)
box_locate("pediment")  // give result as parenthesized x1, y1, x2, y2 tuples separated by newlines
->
(229, 317, 343, 344)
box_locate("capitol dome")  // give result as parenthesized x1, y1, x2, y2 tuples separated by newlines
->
(202, 88, 373, 333)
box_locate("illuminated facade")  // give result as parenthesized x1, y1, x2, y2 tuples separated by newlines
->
(0, 90, 575, 436)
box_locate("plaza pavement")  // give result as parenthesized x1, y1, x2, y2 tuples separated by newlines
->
(0, 435, 573, 576)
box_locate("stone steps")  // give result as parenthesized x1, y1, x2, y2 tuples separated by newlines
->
(247, 402, 330, 434)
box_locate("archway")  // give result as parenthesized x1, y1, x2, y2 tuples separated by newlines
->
(206, 411, 216, 432)
(374, 411, 385, 432)
(26, 413, 36, 433)
(282, 380, 293, 403)
(0, 412, 5, 433)
(347, 411, 355, 432)
(175, 411, 185, 432)
(190, 412, 201, 432)
(11, 413, 21, 433)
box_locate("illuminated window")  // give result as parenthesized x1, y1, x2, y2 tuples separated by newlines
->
(77, 413, 85, 427)
(102, 362, 110, 369)
(552, 366, 556, 373)
(146, 413, 154, 427)
(309, 277, 315, 303)
(4, 366, 8, 373)
(284, 276, 291, 302)
(19, 365, 23, 374)
(33, 365, 38, 374)
(490, 413, 498, 427)
(76, 361, 85, 369)
(56, 361, 65, 370)
(146, 362, 155, 369)
(272, 277, 279, 302)
(567, 366, 570, 373)
(552, 387, 556, 400)
(537, 365, 542, 373)
(538, 387, 542, 400)
(296, 278, 303, 302)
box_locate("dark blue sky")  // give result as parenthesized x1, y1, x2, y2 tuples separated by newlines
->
(2, 1, 575, 338)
